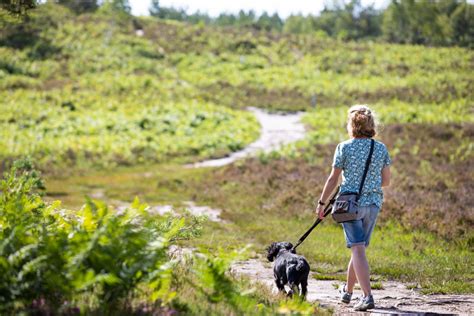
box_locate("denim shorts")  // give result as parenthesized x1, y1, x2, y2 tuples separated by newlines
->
(342, 204, 380, 248)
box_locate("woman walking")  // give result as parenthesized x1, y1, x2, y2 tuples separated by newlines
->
(315, 105, 391, 311)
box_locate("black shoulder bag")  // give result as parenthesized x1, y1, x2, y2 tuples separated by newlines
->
(331, 139, 375, 223)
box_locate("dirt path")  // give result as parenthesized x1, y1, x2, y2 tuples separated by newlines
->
(231, 258, 474, 315)
(189, 107, 305, 168)
(112, 200, 224, 222)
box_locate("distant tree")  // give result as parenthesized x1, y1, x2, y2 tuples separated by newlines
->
(334, 0, 358, 39)
(439, 0, 463, 16)
(102, 0, 130, 14)
(115, 0, 130, 13)
(120, 0, 473, 47)
(256, 12, 273, 31)
(157, 7, 186, 20)
(382, 0, 457, 46)
(149, 0, 159, 16)
(283, 14, 316, 34)
(318, 0, 382, 40)
(186, 10, 211, 24)
(313, 8, 337, 36)
(237, 10, 256, 27)
(382, 0, 412, 43)
(450, 2, 474, 47)
(0, 0, 36, 15)
(418, 2, 453, 45)
(287, 0, 382, 39)
(96, 0, 131, 21)
(254, 12, 284, 32)
(149, 0, 186, 21)
(270, 13, 283, 31)
(55, 0, 98, 14)
(357, 3, 382, 38)
(215, 13, 237, 26)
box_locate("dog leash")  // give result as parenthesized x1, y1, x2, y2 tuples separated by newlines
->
(292, 189, 339, 251)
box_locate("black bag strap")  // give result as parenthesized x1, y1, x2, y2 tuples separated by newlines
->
(357, 139, 375, 201)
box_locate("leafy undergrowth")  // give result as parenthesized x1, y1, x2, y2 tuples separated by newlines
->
(0, 160, 324, 314)
(0, 160, 185, 313)
(0, 94, 259, 172)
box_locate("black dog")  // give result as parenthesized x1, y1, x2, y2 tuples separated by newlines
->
(266, 242, 310, 298)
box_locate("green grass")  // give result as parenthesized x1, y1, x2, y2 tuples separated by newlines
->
(43, 138, 472, 296)
(44, 160, 473, 295)
(180, 146, 472, 294)
(312, 274, 346, 281)
(44, 163, 207, 208)
(0, 90, 260, 170)
(197, 212, 473, 294)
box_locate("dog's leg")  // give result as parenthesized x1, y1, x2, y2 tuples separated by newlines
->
(288, 283, 298, 298)
(300, 279, 308, 298)
(275, 278, 285, 293)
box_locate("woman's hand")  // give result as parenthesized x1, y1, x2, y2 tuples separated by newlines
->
(316, 204, 325, 220)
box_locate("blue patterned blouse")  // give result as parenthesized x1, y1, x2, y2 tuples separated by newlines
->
(332, 138, 392, 208)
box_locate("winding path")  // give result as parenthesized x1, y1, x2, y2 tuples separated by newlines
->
(231, 259, 474, 315)
(189, 107, 305, 168)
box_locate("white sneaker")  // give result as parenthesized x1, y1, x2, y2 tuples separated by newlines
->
(339, 283, 352, 304)
(353, 294, 375, 311)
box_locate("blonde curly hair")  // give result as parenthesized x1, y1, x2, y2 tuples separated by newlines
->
(347, 105, 377, 138)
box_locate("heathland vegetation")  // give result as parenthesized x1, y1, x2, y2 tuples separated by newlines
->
(0, 1, 473, 314)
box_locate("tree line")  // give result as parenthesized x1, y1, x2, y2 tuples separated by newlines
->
(1, 0, 473, 47)
(149, 0, 473, 47)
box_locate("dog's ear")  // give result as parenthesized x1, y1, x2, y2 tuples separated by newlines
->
(283, 242, 293, 250)
(282, 242, 296, 253)
(266, 243, 277, 262)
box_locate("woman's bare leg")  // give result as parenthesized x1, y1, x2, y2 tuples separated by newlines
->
(346, 256, 357, 293)
(351, 244, 371, 296)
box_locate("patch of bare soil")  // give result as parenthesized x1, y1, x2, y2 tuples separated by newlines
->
(231, 259, 474, 315)
(112, 200, 224, 222)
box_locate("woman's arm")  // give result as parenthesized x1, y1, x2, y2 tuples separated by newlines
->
(319, 167, 342, 203)
(381, 166, 391, 187)
(316, 167, 342, 219)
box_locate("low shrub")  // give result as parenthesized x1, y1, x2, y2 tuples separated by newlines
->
(0, 159, 196, 313)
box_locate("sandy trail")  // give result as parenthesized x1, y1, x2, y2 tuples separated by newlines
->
(189, 107, 305, 168)
(231, 259, 473, 315)
(112, 200, 224, 222)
